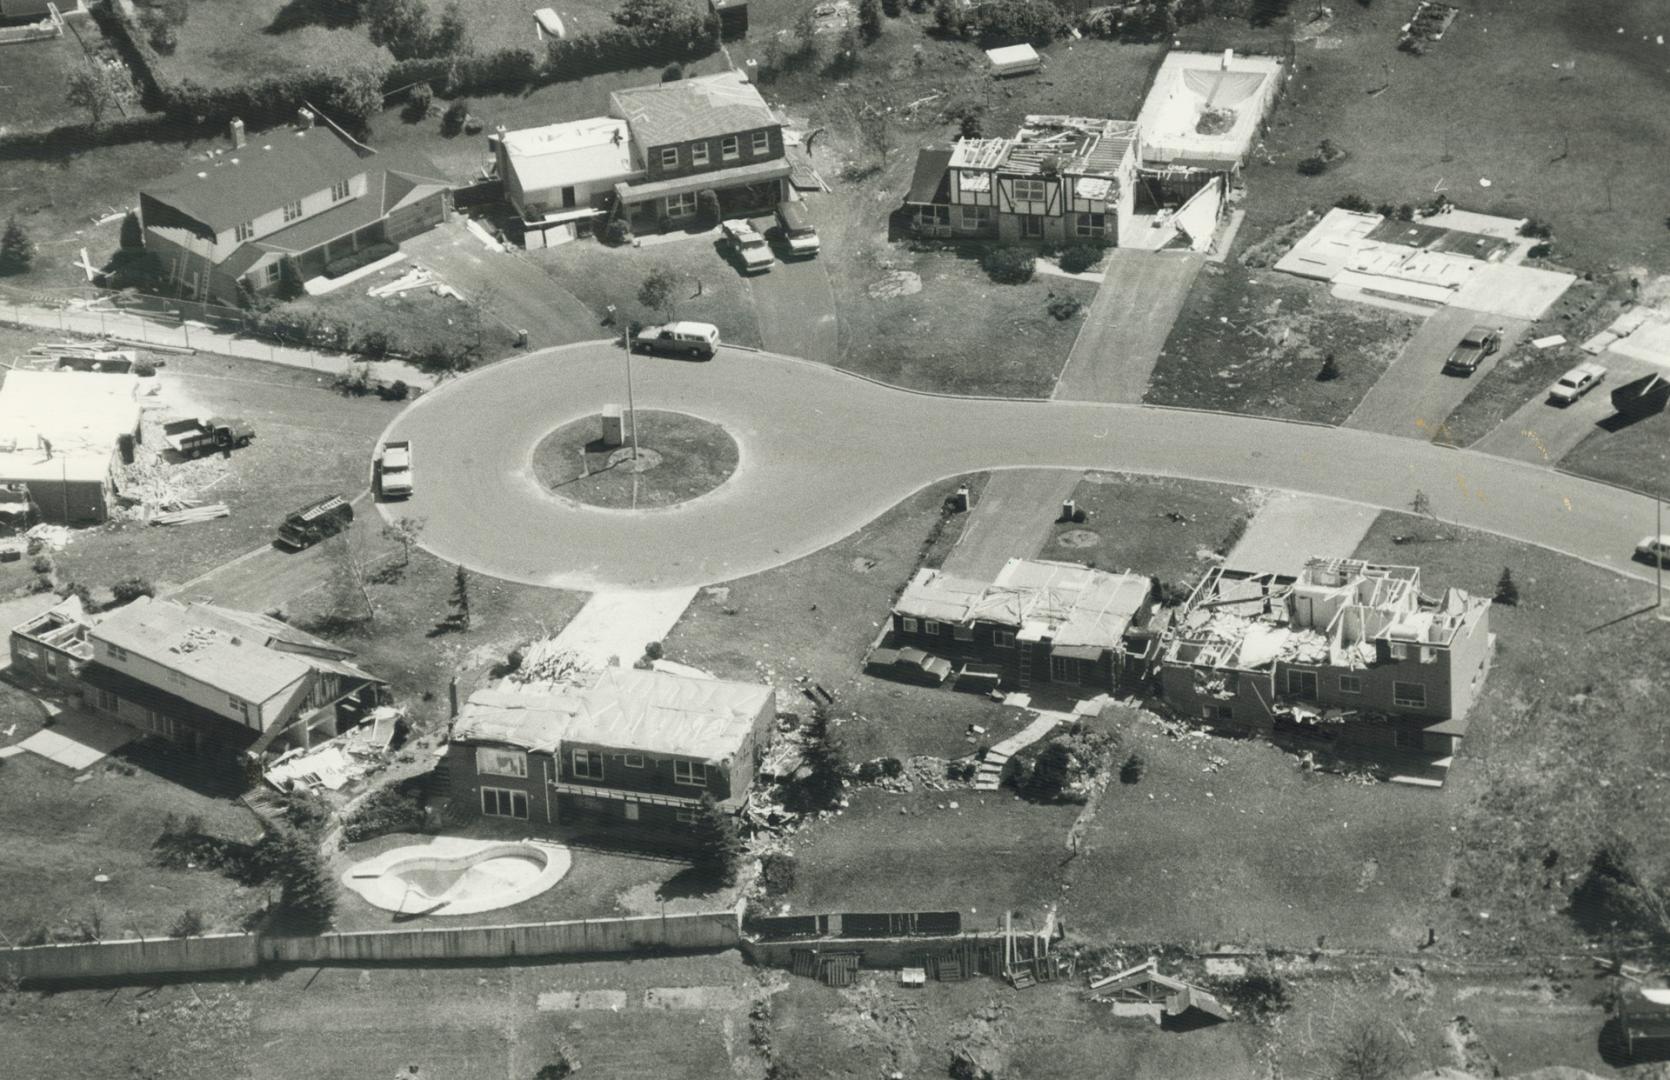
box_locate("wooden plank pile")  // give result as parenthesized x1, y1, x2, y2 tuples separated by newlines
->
(150, 502, 230, 526)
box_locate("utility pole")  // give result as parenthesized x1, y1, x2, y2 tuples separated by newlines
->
(622, 319, 638, 462)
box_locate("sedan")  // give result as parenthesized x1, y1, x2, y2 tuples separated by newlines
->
(1636, 535, 1670, 567)
(1547, 362, 1606, 405)
(721, 219, 775, 273)
(1443, 325, 1502, 375)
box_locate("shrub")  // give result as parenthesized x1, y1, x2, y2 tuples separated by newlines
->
(1375, 202, 1396, 217)
(548, 6, 720, 81)
(880, 757, 903, 778)
(1058, 242, 1105, 274)
(973, 0, 1058, 44)
(982, 245, 1035, 285)
(1519, 218, 1553, 239)
(119, 211, 144, 251)
(1528, 241, 1554, 259)
(1216, 964, 1293, 1022)
(662, 62, 684, 81)
(110, 578, 155, 605)
(441, 99, 470, 136)
(133, 361, 157, 377)
(688, 794, 742, 884)
(30, 555, 51, 575)
(403, 81, 434, 120)
(1317, 353, 1341, 381)
(1493, 566, 1519, 606)
(376, 379, 410, 401)
(1297, 156, 1327, 176)
(169, 908, 205, 938)
(883, 0, 901, 13)
(932, 0, 964, 35)
(323, 241, 398, 278)
(604, 219, 632, 246)
(859, 0, 883, 41)
(342, 784, 428, 843)
(759, 850, 798, 895)
(1334, 193, 1374, 213)
(1119, 752, 1146, 784)
(1046, 294, 1082, 320)
(1397, 203, 1417, 221)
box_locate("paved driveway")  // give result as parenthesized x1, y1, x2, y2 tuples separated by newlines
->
(746, 213, 839, 365)
(1346, 307, 1530, 440)
(1054, 250, 1204, 404)
(940, 469, 1079, 579)
(402, 222, 597, 349)
(377, 342, 1669, 592)
(1470, 355, 1655, 465)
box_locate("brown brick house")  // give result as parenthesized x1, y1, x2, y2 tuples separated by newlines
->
(607, 72, 790, 233)
(138, 113, 450, 306)
(881, 558, 1162, 697)
(442, 668, 775, 849)
(1158, 558, 1492, 783)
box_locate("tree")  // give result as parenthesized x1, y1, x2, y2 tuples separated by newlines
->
(366, 0, 433, 59)
(827, 27, 860, 75)
(381, 515, 426, 567)
(1317, 353, 1341, 381)
(859, 0, 883, 41)
(687, 794, 742, 884)
(1026, 740, 1073, 801)
(66, 69, 119, 126)
(0, 217, 34, 277)
(1331, 1021, 1409, 1080)
(324, 64, 388, 124)
(1494, 566, 1519, 606)
(1410, 488, 1432, 517)
(613, 0, 685, 29)
(447, 563, 471, 630)
(110, 578, 155, 606)
(269, 828, 337, 933)
(788, 705, 848, 813)
(638, 267, 679, 321)
(933, 0, 963, 35)
(429, 0, 468, 53)
(119, 211, 144, 251)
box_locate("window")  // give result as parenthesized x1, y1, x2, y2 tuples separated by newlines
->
(691, 142, 709, 167)
(1420, 646, 1438, 665)
(282, 200, 303, 223)
(1285, 669, 1318, 701)
(43, 651, 56, 676)
(228, 696, 243, 712)
(144, 710, 175, 738)
(624, 802, 640, 821)
(624, 754, 645, 768)
(264, 262, 283, 285)
(1392, 681, 1427, 708)
(235, 221, 254, 242)
(476, 747, 528, 778)
(1076, 213, 1105, 238)
(1202, 704, 1234, 722)
(1389, 642, 1409, 661)
(481, 787, 529, 819)
(1049, 655, 1079, 684)
(659, 146, 680, 169)
(901, 616, 919, 633)
(666, 191, 698, 218)
(1338, 674, 1362, 695)
(953, 624, 974, 642)
(572, 750, 604, 779)
(721, 135, 739, 161)
(676, 808, 698, 824)
(107, 643, 128, 661)
(330, 178, 351, 201)
(914, 205, 951, 229)
(96, 687, 118, 712)
(751, 130, 770, 155)
(1020, 215, 1044, 239)
(1012, 178, 1048, 203)
(923, 619, 941, 636)
(960, 205, 991, 230)
(674, 760, 706, 787)
(993, 629, 1015, 649)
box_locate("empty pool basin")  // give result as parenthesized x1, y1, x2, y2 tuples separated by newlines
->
(343, 838, 572, 916)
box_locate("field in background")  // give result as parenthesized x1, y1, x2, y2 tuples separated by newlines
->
(152, 0, 391, 87)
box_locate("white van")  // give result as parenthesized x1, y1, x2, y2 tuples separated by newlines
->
(633, 321, 721, 360)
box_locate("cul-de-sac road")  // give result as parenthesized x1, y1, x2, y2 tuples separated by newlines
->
(380, 341, 1666, 593)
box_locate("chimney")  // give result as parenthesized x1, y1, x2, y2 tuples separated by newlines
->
(296, 107, 315, 131)
(229, 116, 246, 149)
(1222, 48, 1234, 70)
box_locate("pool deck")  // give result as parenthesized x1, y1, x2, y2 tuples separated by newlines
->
(342, 837, 573, 917)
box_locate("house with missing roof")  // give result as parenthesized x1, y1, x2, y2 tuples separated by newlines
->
(442, 668, 775, 849)
(72, 597, 385, 760)
(492, 116, 635, 248)
(904, 116, 1140, 247)
(1158, 557, 1492, 784)
(606, 72, 789, 233)
(138, 111, 451, 306)
(0, 370, 141, 524)
(880, 558, 1163, 697)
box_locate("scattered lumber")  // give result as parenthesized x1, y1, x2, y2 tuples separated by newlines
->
(150, 503, 230, 526)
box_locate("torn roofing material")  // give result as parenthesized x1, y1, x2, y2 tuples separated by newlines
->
(896, 558, 1151, 649)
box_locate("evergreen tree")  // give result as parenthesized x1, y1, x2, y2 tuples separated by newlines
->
(267, 827, 336, 933)
(119, 211, 144, 251)
(1494, 566, 1519, 606)
(859, 0, 883, 41)
(448, 564, 471, 629)
(1317, 353, 1340, 381)
(0, 217, 34, 276)
(687, 794, 742, 884)
(789, 705, 848, 812)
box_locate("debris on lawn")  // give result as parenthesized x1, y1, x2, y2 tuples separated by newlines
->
(869, 268, 923, 300)
(149, 503, 230, 526)
(24, 523, 74, 550)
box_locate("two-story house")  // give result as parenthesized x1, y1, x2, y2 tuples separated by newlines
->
(606, 72, 790, 233)
(881, 558, 1163, 697)
(444, 668, 775, 850)
(75, 597, 385, 761)
(1159, 558, 1493, 784)
(904, 116, 1140, 247)
(492, 117, 638, 248)
(138, 112, 451, 306)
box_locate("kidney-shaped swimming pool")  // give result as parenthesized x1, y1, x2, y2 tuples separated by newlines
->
(342, 838, 572, 916)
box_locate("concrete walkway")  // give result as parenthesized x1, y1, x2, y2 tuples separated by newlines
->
(1226, 492, 1379, 576)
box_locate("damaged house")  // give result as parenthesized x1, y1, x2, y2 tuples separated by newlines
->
(1088, 958, 1231, 1029)
(881, 558, 1163, 696)
(1159, 558, 1492, 784)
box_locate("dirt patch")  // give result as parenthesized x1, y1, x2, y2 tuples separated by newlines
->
(850, 556, 879, 573)
(1388, 965, 1434, 1004)
(530, 410, 739, 510)
(1356, 857, 1381, 892)
(868, 270, 923, 300)
(1445, 1015, 1501, 1077)
(1056, 529, 1101, 549)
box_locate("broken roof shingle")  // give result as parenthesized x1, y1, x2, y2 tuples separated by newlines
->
(609, 72, 777, 150)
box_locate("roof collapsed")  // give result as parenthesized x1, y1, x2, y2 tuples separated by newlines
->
(1088, 958, 1232, 1027)
(949, 114, 1139, 198)
(1135, 50, 1283, 170)
(896, 558, 1153, 654)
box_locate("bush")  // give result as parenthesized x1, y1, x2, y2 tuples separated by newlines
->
(1317, 353, 1341, 381)
(133, 361, 157, 377)
(604, 219, 632, 246)
(1334, 193, 1374, 213)
(441, 98, 471, 136)
(880, 757, 903, 778)
(662, 62, 684, 81)
(1215, 964, 1293, 1022)
(1058, 242, 1105, 274)
(859, 0, 883, 40)
(1493, 566, 1519, 606)
(1297, 156, 1327, 176)
(1046, 294, 1082, 321)
(376, 379, 411, 401)
(759, 851, 798, 895)
(1528, 241, 1554, 259)
(30, 555, 51, 575)
(982, 245, 1035, 285)
(119, 211, 144, 251)
(973, 0, 1058, 44)
(323, 241, 398, 278)
(403, 81, 434, 120)
(1519, 218, 1553, 239)
(857, 759, 883, 782)
(1119, 752, 1146, 784)
(932, 0, 964, 35)
(110, 578, 155, 606)
(548, 8, 720, 81)
(341, 784, 428, 843)
(168, 908, 205, 938)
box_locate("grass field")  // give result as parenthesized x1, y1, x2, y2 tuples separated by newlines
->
(152, 0, 391, 87)
(531, 409, 739, 509)
(1239, 0, 1670, 274)
(0, 28, 116, 132)
(1561, 408, 1670, 501)
(1147, 262, 1418, 423)
(1048, 473, 1254, 586)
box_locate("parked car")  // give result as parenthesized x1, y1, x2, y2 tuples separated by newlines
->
(633, 321, 720, 360)
(162, 416, 255, 458)
(866, 645, 954, 686)
(1636, 535, 1670, 567)
(774, 201, 821, 257)
(1443, 325, 1502, 375)
(1547, 362, 1606, 405)
(276, 494, 354, 550)
(379, 440, 413, 499)
(721, 219, 775, 273)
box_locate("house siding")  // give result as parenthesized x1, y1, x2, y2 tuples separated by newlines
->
(887, 614, 1119, 693)
(641, 127, 783, 182)
(87, 636, 268, 734)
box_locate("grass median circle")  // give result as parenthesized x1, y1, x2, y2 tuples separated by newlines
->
(531, 410, 739, 510)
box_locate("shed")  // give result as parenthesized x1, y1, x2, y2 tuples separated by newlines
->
(986, 43, 1042, 78)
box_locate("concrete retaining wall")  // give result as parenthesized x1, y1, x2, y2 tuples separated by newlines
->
(0, 933, 259, 983)
(744, 933, 989, 970)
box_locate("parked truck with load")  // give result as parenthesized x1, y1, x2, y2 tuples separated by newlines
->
(162, 417, 255, 458)
(378, 440, 413, 499)
(276, 494, 354, 550)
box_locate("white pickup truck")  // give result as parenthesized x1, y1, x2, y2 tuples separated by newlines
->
(379, 440, 413, 499)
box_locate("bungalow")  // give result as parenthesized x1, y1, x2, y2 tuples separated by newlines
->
(0, 370, 142, 525)
(882, 558, 1162, 697)
(443, 668, 775, 849)
(1158, 557, 1492, 783)
(138, 112, 451, 306)
(493, 116, 636, 247)
(904, 115, 1139, 247)
(607, 72, 790, 233)
(76, 597, 386, 760)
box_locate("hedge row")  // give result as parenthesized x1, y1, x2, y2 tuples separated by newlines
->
(546, 12, 721, 81)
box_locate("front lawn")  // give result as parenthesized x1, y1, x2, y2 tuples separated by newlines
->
(1147, 262, 1417, 424)
(1, 30, 117, 132)
(1048, 473, 1254, 587)
(150, 0, 390, 87)
(285, 274, 521, 364)
(1559, 409, 1670, 502)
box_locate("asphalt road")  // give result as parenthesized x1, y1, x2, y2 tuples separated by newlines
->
(1346, 306, 1530, 440)
(1053, 250, 1204, 404)
(379, 342, 1668, 593)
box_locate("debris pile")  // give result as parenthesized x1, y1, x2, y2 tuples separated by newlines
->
(114, 439, 232, 523)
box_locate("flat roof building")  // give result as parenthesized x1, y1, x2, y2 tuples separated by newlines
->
(0, 370, 142, 524)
